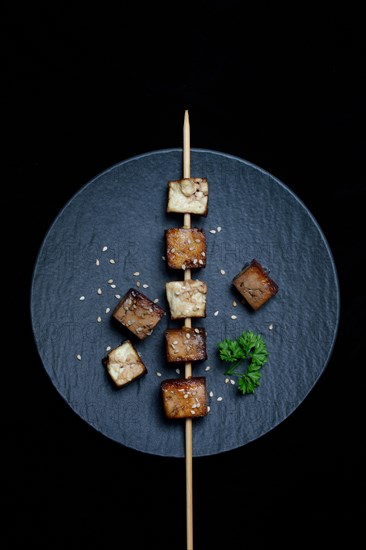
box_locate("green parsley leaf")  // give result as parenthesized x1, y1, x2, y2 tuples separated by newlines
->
(217, 331, 268, 395)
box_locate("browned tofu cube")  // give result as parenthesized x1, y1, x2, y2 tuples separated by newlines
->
(113, 288, 165, 339)
(232, 259, 278, 310)
(167, 177, 208, 216)
(165, 228, 206, 270)
(165, 279, 207, 319)
(161, 377, 208, 419)
(103, 340, 147, 388)
(165, 327, 207, 363)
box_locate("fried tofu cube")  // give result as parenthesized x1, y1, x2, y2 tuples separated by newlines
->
(113, 288, 165, 339)
(165, 327, 207, 363)
(103, 340, 147, 388)
(161, 376, 208, 419)
(166, 228, 206, 270)
(232, 259, 278, 310)
(165, 279, 207, 319)
(167, 177, 208, 216)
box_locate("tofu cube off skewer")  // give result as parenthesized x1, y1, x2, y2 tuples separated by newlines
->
(232, 259, 278, 310)
(113, 288, 165, 340)
(103, 340, 147, 388)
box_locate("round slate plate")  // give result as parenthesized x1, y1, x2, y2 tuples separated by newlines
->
(31, 149, 340, 457)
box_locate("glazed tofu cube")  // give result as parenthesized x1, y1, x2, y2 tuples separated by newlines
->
(232, 259, 278, 310)
(166, 228, 206, 270)
(167, 177, 208, 216)
(165, 327, 207, 363)
(103, 340, 147, 388)
(161, 376, 208, 419)
(113, 288, 165, 339)
(165, 279, 207, 319)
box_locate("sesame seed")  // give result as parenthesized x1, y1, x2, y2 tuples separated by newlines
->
(189, 246, 194, 251)
(110, 284, 116, 288)
(79, 296, 85, 301)
(173, 340, 179, 345)
(136, 281, 141, 287)
(214, 310, 219, 316)
(269, 323, 274, 330)
(225, 378, 229, 384)
(217, 396, 223, 402)
(193, 259, 198, 264)
(108, 279, 114, 284)
(115, 294, 121, 299)
(184, 393, 189, 399)
(220, 269, 226, 275)
(194, 328, 200, 333)
(204, 366, 211, 371)
(142, 284, 149, 288)
(109, 259, 116, 264)
(105, 307, 110, 313)
(76, 354, 82, 361)
(230, 379, 236, 385)
(182, 264, 186, 270)
(195, 239, 200, 243)
(106, 346, 111, 351)
(133, 271, 140, 276)
(102, 246, 108, 252)
(97, 316, 102, 323)
(207, 406, 211, 412)
(232, 301, 237, 307)
(153, 298, 159, 303)
(217, 226, 222, 232)
(209, 391, 214, 397)
(209, 229, 216, 234)
(176, 368, 180, 374)
(198, 259, 204, 265)
(162, 256, 166, 260)
(201, 251, 206, 257)
(186, 333, 191, 339)
(97, 288, 102, 295)
(156, 372, 162, 377)
(231, 315, 237, 320)
(96, 259, 100, 266)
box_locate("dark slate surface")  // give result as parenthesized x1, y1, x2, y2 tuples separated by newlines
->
(31, 149, 339, 457)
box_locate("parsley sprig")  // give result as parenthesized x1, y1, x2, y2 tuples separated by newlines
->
(217, 331, 269, 394)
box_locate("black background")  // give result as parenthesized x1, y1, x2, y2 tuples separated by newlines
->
(3, 3, 364, 548)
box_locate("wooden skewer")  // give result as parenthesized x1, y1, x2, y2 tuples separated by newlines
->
(183, 109, 193, 550)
